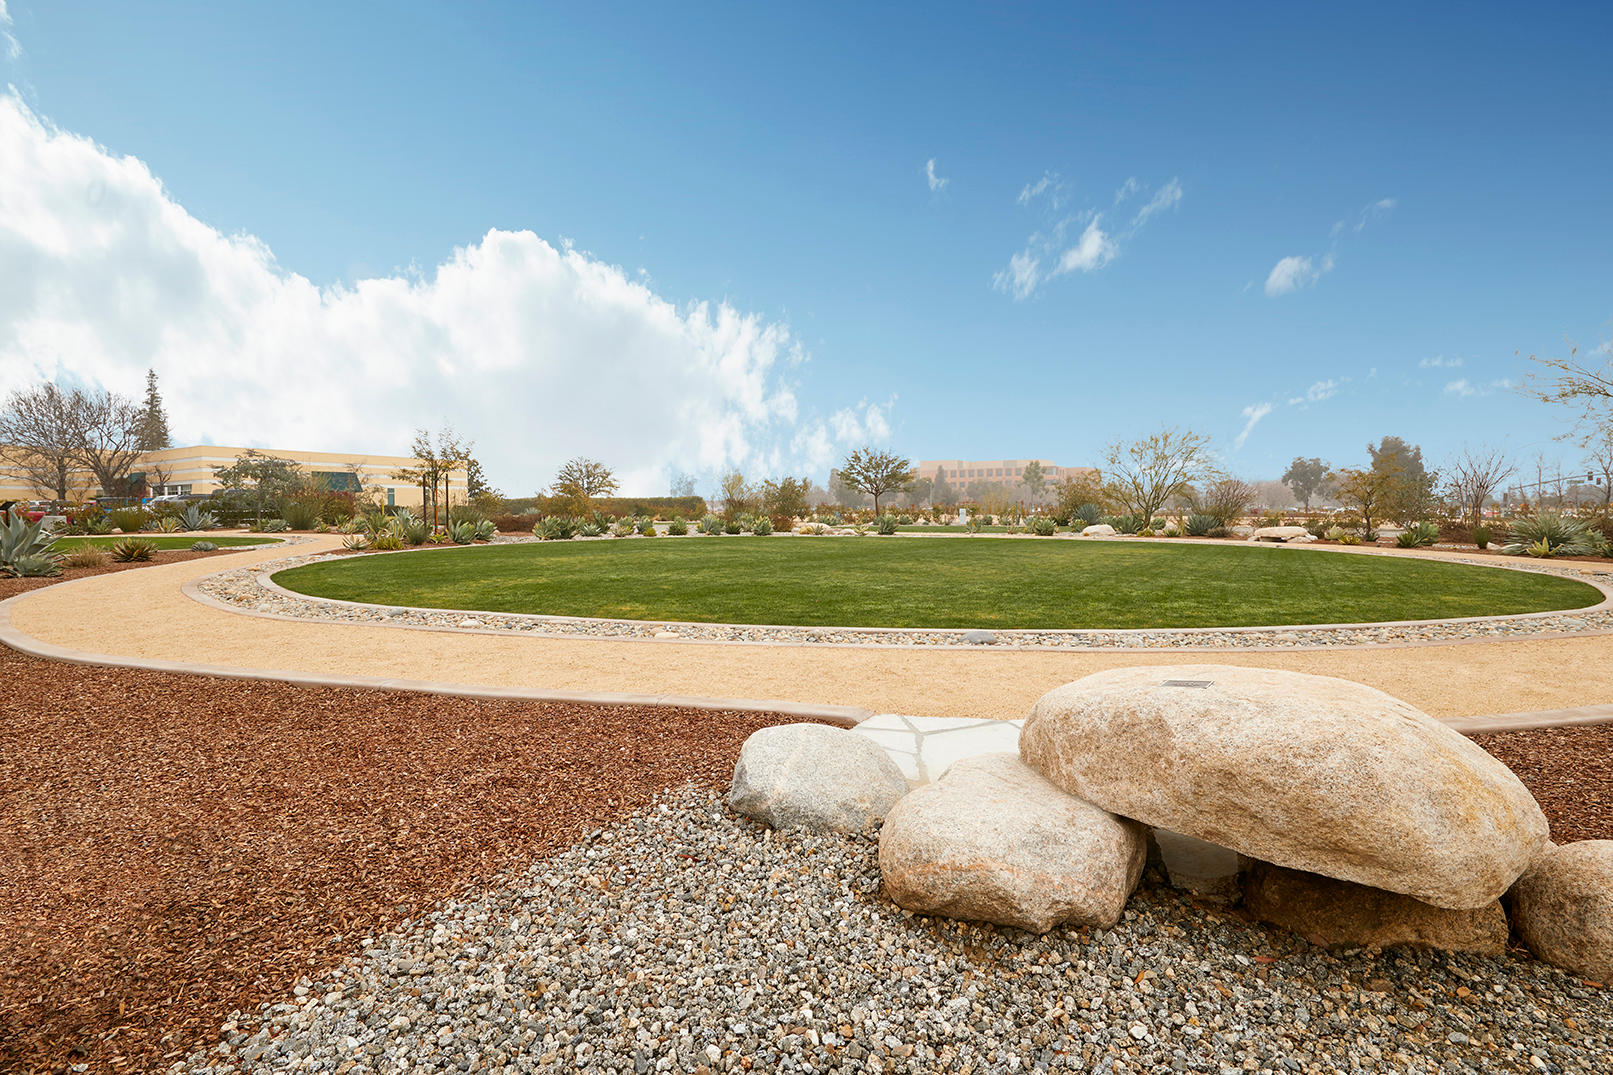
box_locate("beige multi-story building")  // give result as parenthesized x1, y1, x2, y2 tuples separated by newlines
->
(1, 444, 465, 510)
(919, 459, 1098, 486)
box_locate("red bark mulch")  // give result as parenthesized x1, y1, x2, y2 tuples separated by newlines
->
(1469, 723, 1613, 844)
(0, 642, 789, 1073)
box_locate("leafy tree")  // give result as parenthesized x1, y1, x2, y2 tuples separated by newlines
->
(760, 476, 811, 523)
(396, 427, 472, 527)
(1281, 457, 1331, 510)
(1101, 427, 1213, 522)
(902, 474, 933, 507)
(930, 467, 954, 508)
(719, 470, 756, 521)
(465, 457, 498, 501)
(1020, 460, 1046, 500)
(136, 368, 172, 451)
(838, 447, 914, 514)
(552, 457, 618, 517)
(1333, 466, 1395, 536)
(1367, 435, 1437, 522)
(213, 449, 303, 522)
(1054, 471, 1105, 521)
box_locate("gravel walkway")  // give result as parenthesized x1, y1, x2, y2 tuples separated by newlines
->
(178, 787, 1610, 1075)
(201, 547, 1613, 652)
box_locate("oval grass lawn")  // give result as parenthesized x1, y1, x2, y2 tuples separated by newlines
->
(270, 537, 1605, 630)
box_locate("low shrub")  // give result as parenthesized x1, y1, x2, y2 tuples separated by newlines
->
(1106, 515, 1142, 535)
(109, 538, 155, 562)
(1031, 516, 1057, 536)
(279, 498, 321, 531)
(62, 546, 110, 569)
(190, 541, 219, 552)
(724, 520, 742, 535)
(1206, 525, 1230, 539)
(260, 519, 289, 533)
(638, 520, 657, 537)
(769, 513, 795, 534)
(875, 515, 899, 535)
(1337, 532, 1362, 546)
(897, 515, 914, 525)
(1139, 527, 1157, 537)
(698, 514, 723, 535)
(753, 518, 774, 536)
(490, 512, 534, 533)
(371, 530, 404, 551)
(1473, 525, 1492, 550)
(613, 521, 637, 538)
(109, 507, 150, 533)
(667, 518, 688, 536)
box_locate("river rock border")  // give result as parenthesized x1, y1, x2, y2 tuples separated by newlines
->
(185, 541, 1613, 652)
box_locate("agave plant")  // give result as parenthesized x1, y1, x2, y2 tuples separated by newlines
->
(577, 521, 604, 538)
(1501, 513, 1600, 558)
(535, 516, 576, 541)
(109, 538, 155, 562)
(667, 518, 688, 536)
(875, 515, 899, 535)
(190, 541, 219, 552)
(753, 518, 774, 536)
(1396, 521, 1439, 548)
(0, 511, 61, 577)
(449, 520, 479, 545)
(371, 530, 404, 551)
(83, 513, 114, 535)
(182, 504, 218, 532)
(341, 532, 371, 551)
(155, 516, 184, 533)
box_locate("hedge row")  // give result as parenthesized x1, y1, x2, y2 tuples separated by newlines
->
(499, 495, 707, 519)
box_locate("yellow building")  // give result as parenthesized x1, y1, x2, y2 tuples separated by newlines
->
(2, 444, 465, 510)
(919, 458, 1097, 485)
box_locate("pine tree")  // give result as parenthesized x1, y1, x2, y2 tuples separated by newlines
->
(137, 368, 172, 451)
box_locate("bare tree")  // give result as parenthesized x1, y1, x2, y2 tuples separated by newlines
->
(1526, 339, 1613, 438)
(1102, 427, 1214, 522)
(0, 383, 81, 500)
(838, 447, 914, 514)
(1194, 477, 1257, 525)
(1585, 430, 1613, 510)
(1442, 447, 1514, 529)
(70, 387, 145, 497)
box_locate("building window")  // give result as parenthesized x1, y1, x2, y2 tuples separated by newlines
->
(386, 487, 396, 507)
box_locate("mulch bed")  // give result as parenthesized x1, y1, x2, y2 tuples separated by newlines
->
(0, 550, 220, 600)
(0, 642, 789, 1073)
(1469, 724, 1613, 844)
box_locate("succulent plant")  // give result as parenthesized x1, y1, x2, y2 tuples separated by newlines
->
(875, 515, 899, 535)
(109, 538, 155, 562)
(1, 509, 59, 571)
(190, 541, 219, 552)
(1031, 516, 1057, 536)
(179, 503, 218, 531)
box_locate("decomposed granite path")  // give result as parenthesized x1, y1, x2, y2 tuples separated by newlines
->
(6, 533, 1613, 730)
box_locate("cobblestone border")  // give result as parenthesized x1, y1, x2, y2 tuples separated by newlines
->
(188, 541, 1613, 652)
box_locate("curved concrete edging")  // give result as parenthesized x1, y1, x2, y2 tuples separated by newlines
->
(204, 539, 1613, 654)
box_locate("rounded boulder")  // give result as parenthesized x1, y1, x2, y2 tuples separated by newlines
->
(1019, 665, 1549, 909)
(1509, 840, 1613, 980)
(729, 723, 909, 834)
(878, 753, 1146, 933)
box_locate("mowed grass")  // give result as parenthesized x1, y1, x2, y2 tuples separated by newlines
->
(50, 535, 277, 550)
(271, 537, 1605, 630)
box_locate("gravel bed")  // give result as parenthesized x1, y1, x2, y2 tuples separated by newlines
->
(178, 786, 1611, 1075)
(195, 548, 1613, 651)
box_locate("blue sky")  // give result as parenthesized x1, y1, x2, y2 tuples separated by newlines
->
(2, 2, 1610, 492)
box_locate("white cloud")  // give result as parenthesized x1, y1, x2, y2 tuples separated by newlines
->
(1443, 377, 1513, 398)
(991, 251, 1042, 301)
(1017, 173, 1057, 206)
(925, 158, 948, 192)
(1113, 177, 1140, 204)
(1053, 219, 1117, 275)
(1264, 253, 1333, 297)
(1420, 355, 1463, 368)
(1286, 378, 1344, 406)
(0, 92, 883, 494)
(1131, 178, 1182, 227)
(789, 400, 894, 473)
(0, 1, 19, 60)
(1234, 402, 1273, 450)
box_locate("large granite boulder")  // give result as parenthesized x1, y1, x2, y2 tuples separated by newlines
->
(729, 723, 909, 833)
(878, 753, 1145, 933)
(1509, 841, 1613, 979)
(1079, 524, 1118, 537)
(1249, 526, 1313, 542)
(1019, 666, 1549, 909)
(1243, 862, 1508, 955)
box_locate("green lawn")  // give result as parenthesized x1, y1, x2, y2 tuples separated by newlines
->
(271, 538, 1604, 630)
(895, 524, 1026, 533)
(51, 535, 279, 550)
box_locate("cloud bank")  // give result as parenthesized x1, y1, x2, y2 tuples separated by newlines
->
(0, 93, 887, 493)
(994, 175, 1184, 301)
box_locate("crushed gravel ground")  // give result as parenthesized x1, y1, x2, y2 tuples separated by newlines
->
(0, 645, 791, 1074)
(179, 786, 1611, 1075)
(0, 548, 227, 600)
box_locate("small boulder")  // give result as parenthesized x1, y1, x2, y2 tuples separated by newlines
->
(1079, 524, 1117, 537)
(729, 723, 908, 833)
(1019, 665, 1549, 909)
(878, 753, 1145, 933)
(1153, 829, 1245, 902)
(1509, 841, 1613, 979)
(1243, 861, 1508, 955)
(1249, 526, 1313, 542)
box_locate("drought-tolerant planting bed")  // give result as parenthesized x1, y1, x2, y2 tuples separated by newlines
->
(272, 538, 1604, 630)
(49, 534, 277, 550)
